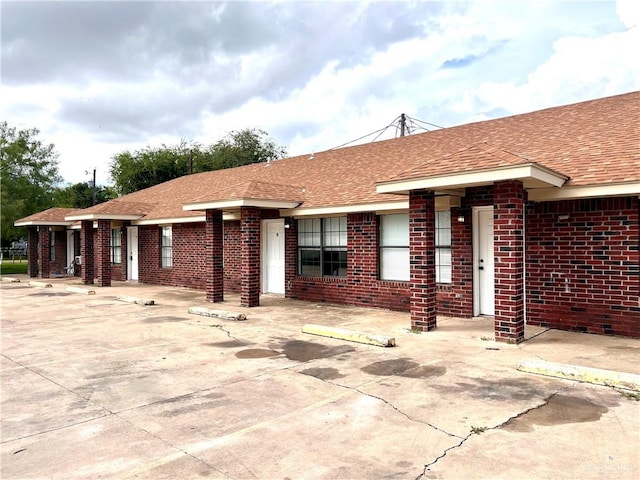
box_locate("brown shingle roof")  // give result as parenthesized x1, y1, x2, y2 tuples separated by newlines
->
(15, 207, 80, 225)
(65, 91, 640, 222)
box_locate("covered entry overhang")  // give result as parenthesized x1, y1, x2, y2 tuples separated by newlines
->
(183, 180, 304, 307)
(376, 143, 569, 343)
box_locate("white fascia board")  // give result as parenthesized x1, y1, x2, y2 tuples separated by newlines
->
(528, 182, 640, 201)
(133, 216, 206, 226)
(183, 199, 300, 211)
(14, 220, 74, 227)
(64, 213, 144, 221)
(377, 164, 567, 194)
(280, 201, 408, 217)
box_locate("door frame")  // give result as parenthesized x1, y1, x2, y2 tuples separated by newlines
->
(127, 226, 139, 281)
(473, 206, 494, 316)
(66, 230, 75, 269)
(261, 219, 285, 294)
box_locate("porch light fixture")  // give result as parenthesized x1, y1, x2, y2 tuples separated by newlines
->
(457, 214, 465, 223)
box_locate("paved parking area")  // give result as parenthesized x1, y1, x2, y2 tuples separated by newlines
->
(1, 277, 639, 479)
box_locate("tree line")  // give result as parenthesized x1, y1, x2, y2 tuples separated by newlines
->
(0, 121, 286, 245)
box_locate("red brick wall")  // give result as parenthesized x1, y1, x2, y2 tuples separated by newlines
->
(526, 196, 640, 337)
(95, 220, 111, 287)
(28, 227, 38, 277)
(240, 207, 261, 307)
(287, 212, 411, 311)
(224, 221, 241, 292)
(205, 210, 224, 302)
(139, 222, 207, 289)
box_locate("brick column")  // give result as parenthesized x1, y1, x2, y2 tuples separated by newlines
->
(38, 227, 50, 278)
(27, 227, 39, 277)
(493, 180, 525, 343)
(81, 220, 94, 284)
(240, 207, 261, 307)
(95, 220, 111, 287)
(409, 190, 437, 331)
(284, 218, 297, 298)
(205, 209, 224, 302)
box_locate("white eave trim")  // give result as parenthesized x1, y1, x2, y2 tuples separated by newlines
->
(280, 197, 458, 217)
(527, 182, 640, 201)
(14, 220, 74, 227)
(183, 198, 301, 211)
(376, 163, 568, 194)
(133, 215, 206, 226)
(64, 213, 145, 221)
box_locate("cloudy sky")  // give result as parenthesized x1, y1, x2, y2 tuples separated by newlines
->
(2, 0, 639, 186)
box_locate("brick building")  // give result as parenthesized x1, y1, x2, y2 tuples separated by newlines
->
(16, 92, 640, 342)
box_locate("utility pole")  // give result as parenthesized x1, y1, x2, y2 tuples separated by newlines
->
(400, 113, 406, 137)
(92, 168, 96, 205)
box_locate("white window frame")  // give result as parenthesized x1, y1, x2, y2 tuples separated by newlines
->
(110, 228, 122, 264)
(161, 226, 173, 268)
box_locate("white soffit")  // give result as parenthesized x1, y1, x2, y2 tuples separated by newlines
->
(377, 164, 568, 194)
(528, 182, 640, 201)
(14, 220, 74, 227)
(134, 216, 206, 226)
(183, 198, 300, 211)
(65, 213, 144, 221)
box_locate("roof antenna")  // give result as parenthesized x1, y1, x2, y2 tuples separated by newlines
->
(309, 152, 315, 160)
(400, 113, 406, 137)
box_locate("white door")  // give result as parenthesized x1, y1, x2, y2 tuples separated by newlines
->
(66, 230, 75, 269)
(474, 207, 495, 316)
(263, 219, 285, 294)
(127, 226, 139, 281)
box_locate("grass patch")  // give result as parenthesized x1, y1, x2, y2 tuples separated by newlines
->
(618, 390, 640, 401)
(470, 426, 487, 435)
(408, 328, 423, 334)
(0, 260, 28, 275)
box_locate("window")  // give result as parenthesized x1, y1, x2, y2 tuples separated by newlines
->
(435, 211, 452, 283)
(379, 214, 409, 281)
(161, 226, 172, 268)
(298, 217, 347, 277)
(110, 229, 122, 264)
(49, 231, 55, 261)
(378, 211, 452, 283)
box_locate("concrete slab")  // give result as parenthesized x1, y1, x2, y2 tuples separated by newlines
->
(116, 294, 155, 305)
(1, 276, 638, 479)
(64, 286, 96, 295)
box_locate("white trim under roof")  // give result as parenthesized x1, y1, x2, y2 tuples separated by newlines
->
(527, 182, 640, 201)
(183, 198, 301, 211)
(14, 220, 74, 227)
(64, 213, 145, 221)
(280, 197, 458, 217)
(376, 163, 568, 194)
(134, 216, 206, 226)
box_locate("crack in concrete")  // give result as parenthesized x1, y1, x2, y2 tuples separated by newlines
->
(211, 324, 243, 342)
(415, 386, 572, 479)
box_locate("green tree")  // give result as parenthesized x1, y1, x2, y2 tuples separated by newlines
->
(110, 129, 286, 195)
(53, 182, 117, 209)
(0, 121, 61, 244)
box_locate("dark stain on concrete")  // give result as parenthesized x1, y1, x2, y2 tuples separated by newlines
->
(300, 367, 345, 380)
(236, 348, 280, 359)
(503, 395, 610, 432)
(361, 358, 446, 378)
(207, 340, 250, 348)
(278, 340, 355, 362)
(29, 292, 72, 297)
(158, 399, 226, 417)
(428, 377, 552, 402)
(142, 316, 185, 323)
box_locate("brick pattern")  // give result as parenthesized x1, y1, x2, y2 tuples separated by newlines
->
(409, 190, 437, 331)
(95, 220, 111, 287)
(493, 181, 525, 343)
(526, 196, 639, 337)
(38, 227, 51, 278)
(287, 212, 411, 310)
(437, 206, 473, 316)
(81, 221, 94, 284)
(139, 222, 208, 289)
(28, 227, 39, 277)
(224, 221, 241, 293)
(205, 209, 224, 302)
(240, 207, 261, 307)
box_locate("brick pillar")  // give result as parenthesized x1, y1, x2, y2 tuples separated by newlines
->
(493, 180, 525, 343)
(95, 220, 111, 287)
(409, 190, 437, 331)
(81, 220, 94, 285)
(240, 207, 261, 307)
(284, 218, 297, 298)
(27, 227, 39, 277)
(38, 227, 50, 278)
(205, 209, 224, 302)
